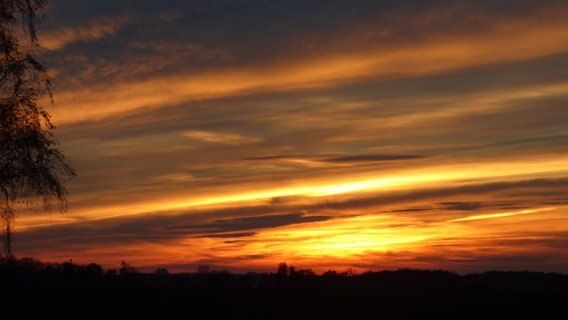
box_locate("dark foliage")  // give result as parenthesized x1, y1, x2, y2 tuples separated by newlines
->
(1, 257, 568, 319)
(0, 0, 74, 256)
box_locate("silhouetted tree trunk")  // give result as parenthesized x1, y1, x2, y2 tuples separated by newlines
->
(0, 0, 75, 256)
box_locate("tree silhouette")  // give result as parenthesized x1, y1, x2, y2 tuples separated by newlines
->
(197, 264, 211, 274)
(0, 0, 74, 256)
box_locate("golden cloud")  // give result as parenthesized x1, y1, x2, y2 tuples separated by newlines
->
(50, 15, 568, 124)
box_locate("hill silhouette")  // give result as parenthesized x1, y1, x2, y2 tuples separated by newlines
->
(1, 257, 567, 319)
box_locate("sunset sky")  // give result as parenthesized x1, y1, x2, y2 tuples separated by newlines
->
(14, 0, 568, 273)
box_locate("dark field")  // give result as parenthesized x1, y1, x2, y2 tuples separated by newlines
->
(2, 258, 567, 319)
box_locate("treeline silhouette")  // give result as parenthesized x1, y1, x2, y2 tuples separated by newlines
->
(1, 257, 567, 319)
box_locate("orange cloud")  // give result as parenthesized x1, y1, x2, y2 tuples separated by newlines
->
(181, 130, 262, 145)
(14, 153, 568, 232)
(450, 208, 555, 222)
(40, 17, 131, 50)
(49, 12, 568, 124)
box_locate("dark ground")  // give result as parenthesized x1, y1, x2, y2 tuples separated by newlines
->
(1, 258, 567, 319)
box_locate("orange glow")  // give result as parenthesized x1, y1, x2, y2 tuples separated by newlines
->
(26, 205, 567, 273)
(50, 16, 568, 124)
(15, 154, 568, 231)
(450, 208, 555, 222)
(13, 152, 568, 230)
(194, 206, 568, 272)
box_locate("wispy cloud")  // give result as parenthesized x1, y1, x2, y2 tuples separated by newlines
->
(181, 130, 262, 145)
(41, 16, 131, 50)
(154, 173, 195, 183)
(450, 208, 555, 222)
(49, 3, 568, 124)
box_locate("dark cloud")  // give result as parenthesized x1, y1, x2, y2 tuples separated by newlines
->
(14, 210, 332, 249)
(171, 213, 331, 233)
(386, 207, 433, 213)
(418, 253, 567, 273)
(312, 178, 568, 212)
(439, 202, 484, 211)
(194, 232, 257, 239)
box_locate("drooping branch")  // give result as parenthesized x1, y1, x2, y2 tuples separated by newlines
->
(0, 0, 74, 257)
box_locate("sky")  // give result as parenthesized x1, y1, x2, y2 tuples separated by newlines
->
(12, 0, 568, 273)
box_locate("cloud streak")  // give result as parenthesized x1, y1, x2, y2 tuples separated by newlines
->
(47, 2, 568, 124)
(40, 16, 132, 50)
(181, 130, 262, 145)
